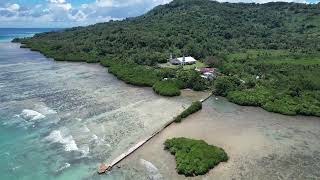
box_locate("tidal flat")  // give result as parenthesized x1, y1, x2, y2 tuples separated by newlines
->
(123, 97, 320, 180)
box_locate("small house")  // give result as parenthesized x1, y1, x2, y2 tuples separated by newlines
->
(196, 67, 216, 79)
(170, 56, 197, 65)
(170, 58, 182, 65)
(197, 67, 215, 74)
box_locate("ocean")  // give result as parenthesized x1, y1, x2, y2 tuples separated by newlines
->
(0, 28, 60, 42)
(0, 28, 195, 180)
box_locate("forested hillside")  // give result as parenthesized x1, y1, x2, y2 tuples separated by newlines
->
(15, 0, 320, 63)
(14, 0, 320, 116)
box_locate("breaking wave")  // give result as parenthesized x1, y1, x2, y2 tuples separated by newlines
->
(90, 134, 106, 146)
(45, 130, 78, 152)
(79, 145, 90, 157)
(56, 163, 71, 172)
(20, 109, 45, 121)
(38, 106, 57, 115)
(91, 134, 98, 141)
(81, 125, 90, 133)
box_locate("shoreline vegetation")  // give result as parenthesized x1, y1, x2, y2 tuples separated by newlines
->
(153, 79, 183, 97)
(164, 137, 228, 176)
(100, 58, 208, 94)
(174, 101, 202, 123)
(12, 0, 320, 118)
(213, 53, 320, 116)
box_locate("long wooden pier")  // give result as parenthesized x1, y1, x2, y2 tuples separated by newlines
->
(98, 94, 212, 174)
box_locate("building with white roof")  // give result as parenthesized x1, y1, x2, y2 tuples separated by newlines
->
(170, 56, 197, 65)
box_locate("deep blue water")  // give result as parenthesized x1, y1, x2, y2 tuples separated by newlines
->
(0, 28, 60, 42)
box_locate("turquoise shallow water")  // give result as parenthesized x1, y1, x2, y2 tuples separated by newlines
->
(0, 31, 194, 180)
(0, 42, 101, 180)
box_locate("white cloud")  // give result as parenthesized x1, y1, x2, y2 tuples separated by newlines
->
(0, 0, 316, 28)
(94, 0, 149, 7)
(7, 3, 20, 12)
(152, 0, 173, 5)
(43, 8, 50, 13)
(81, 4, 89, 8)
(48, 0, 67, 3)
(52, 3, 72, 11)
(0, 0, 124, 27)
(68, 10, 87, 21)
(0, 12, 52, 23)
(35, 4, 43, 9)
(95, 0, 113, 7)
(48, 0, 72, 11)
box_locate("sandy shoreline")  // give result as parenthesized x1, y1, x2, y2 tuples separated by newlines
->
(121, 97, 320, 180)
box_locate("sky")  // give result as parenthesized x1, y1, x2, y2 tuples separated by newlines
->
(0, 0, 319, 28)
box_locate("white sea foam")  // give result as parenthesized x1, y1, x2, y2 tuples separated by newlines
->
(91, 134, 98, 141)
(79, 145, 90, 157)
(56, 163, 71, 172)
(140, 159, 162, 180)
(45, 130, 78, 151)
(75, 118, 82, 122)
(0, 83, 4, 90)
(20, 109, 45, 121)
(81, 125, 90, 133)
(38, 106, 57, 115)
(90, 134, 106, 145)
(12, 166, 21, 171)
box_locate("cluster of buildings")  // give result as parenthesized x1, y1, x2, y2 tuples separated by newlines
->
(169, 55, 216, 79)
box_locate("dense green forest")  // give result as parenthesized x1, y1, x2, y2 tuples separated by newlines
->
(13, 0, 320, 116)
(214, 50, 320, 116)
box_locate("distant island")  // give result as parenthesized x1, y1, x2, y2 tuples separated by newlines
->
(13, 0, 320, 117)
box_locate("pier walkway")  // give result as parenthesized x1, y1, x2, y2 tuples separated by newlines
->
(98, 94, 212, 174)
